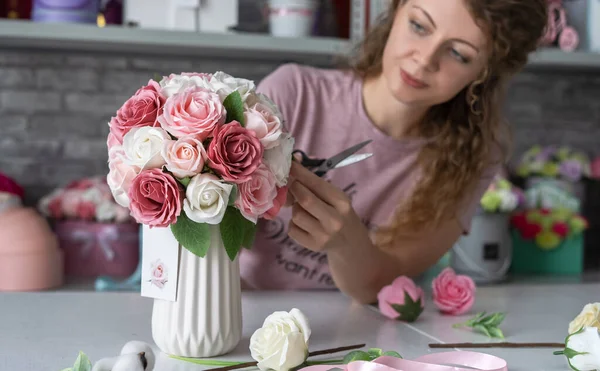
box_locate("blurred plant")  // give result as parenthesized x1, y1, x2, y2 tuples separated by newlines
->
(515, 145, 590, 182)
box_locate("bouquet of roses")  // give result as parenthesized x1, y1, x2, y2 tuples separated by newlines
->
(38, 176, 133, 224)
(106, 71, 293, 261)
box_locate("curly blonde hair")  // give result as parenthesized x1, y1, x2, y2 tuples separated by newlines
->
(346, 0, 548, 247)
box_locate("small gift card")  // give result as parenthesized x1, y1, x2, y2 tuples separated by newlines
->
(141, 225, 180, 302)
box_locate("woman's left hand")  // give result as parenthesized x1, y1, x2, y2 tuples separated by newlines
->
(287, 161, 369, 252)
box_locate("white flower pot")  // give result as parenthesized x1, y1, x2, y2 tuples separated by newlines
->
(151, 224, 243, 358)
(450, 213, 512, 284)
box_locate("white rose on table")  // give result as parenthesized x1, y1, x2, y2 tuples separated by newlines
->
(209, 71, 256, 102)
(263, 133, 295, 187)
(183, 173, 233, 224)
(554, 327, 600, 370)
(250, 308, 311, 371)
(96, 201, 117, 222)
(569, 302, 600, 334)
(122, 126, 170, 170)
(159, 72, 212, 98)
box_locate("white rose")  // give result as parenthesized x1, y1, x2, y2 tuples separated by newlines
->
(246, 92, 284, 122)
(497, 189, 518, 212)
(209, 71, 256, 102)
(122, 126, 170, 170)
(96, 201, 117, 222)
(183, 173, 233, 224)
(264, 133, 295, 187)
(569, 303, 600, 334)
(555, 327, 600, 370)
(250, 308, 311, 371)
(159, 73, 212, 98)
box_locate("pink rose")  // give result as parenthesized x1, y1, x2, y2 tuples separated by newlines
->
(109, 80, 164, 143)
(158, 86, 226, 140)
(128, 169, 183, 228)
(107, 147, 140, 208)
(432, 267, 476, 315)
(77, 201, 96, 220)
(377, 276, 425, 322)
(244, 103, 282, 149)
(62, 190, 83, 218)
(208, 121, 264, 183)
(150, 259, 168, 289)
(162, 137, 208, 178)
(263, 186, 288, 220)
(235, 164, 277, 223)
(107, 132, 121, 151)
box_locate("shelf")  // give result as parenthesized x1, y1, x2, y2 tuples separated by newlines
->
(0, 19, 599, 68)
(0, 19, 352, 63)
(528, 48, 600, 69)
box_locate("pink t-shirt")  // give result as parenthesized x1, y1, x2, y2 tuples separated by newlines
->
(239, 63, 499, 290)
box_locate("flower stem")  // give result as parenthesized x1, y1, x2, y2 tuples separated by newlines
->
(200, 344, 365, 371)
(305, 359, 344, 365)
(169, 355, 246, 366)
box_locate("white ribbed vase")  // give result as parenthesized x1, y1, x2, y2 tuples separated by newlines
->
(151, 224, 243, 358)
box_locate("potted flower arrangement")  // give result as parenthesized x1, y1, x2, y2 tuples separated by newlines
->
(515, 145, 590, 202)
(509, 207, 588, 275)
(37, 176, 139, 278)
(450, 175, 525, 284)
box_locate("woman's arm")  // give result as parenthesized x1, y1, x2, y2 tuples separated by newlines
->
(287, 161, 464, 304)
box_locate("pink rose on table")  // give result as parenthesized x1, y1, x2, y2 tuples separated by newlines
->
(158, 86, 226, 140)
(432, 267, 476, 315)
(128, 169, 183, 228)
(107, 147, 140, 208)
(162, 136, 208, 178)
(235, 164, 277, 223)
(377, 276, 424, 322)
(109, 79, 164, 143)
(208, 121, 264, 183)
(76, 201, 96, 220)
(263, 186, 288, 220)
(244, 103, 283, 149)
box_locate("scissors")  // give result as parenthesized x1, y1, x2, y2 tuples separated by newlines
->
(292, 140, 373, 177)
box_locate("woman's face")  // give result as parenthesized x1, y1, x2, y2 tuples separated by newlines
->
(381, 0, 489, 107)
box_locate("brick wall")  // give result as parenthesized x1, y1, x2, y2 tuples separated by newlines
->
(0, 48, 599, 208)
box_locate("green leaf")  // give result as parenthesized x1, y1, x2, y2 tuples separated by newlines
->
(170, 355, 246, 366)
(228, 184, 238, 206)
(223, 91, 245, 126)
(343, 350, 372, 364)
(473, 324, 491, 338)
(488, 327, 505, 339)
(242, 224, 256, 249)
(367, 348, 383, 358)
(390, 292, 424, 323)
(153, 72, 162, 82)
(220, 206, 248, 261)
(72, 351, 92, 371)
(177, 177, 191, 187)
(382, 351, 403, 359)
(170, 211, 211, 258)
(482, 312, 505, 327)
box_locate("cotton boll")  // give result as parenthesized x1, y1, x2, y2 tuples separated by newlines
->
(91, 356, 119, 371)
(120, 341, 155, 371)
(112, 353, 147, 371)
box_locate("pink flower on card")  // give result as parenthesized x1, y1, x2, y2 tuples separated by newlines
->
(208, 121, 264, 183)
(162, 136, 208, 178)
(263, 185, 288, 220)
(128, 169, 183, 228)
(158, 86, 226, 140)
(377, 276, 424, 322)
(244, 103, 283, 149)
(432, 267, 476, 315)
(109, 79, 165, 143)
(149, 259, 168, 289)
(235, 164, 277, 223)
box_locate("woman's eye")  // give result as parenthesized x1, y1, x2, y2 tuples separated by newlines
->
(450, 49, 469, 64)
(410, 20, 426, 34)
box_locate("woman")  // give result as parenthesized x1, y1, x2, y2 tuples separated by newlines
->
(239, 0, 548, 304)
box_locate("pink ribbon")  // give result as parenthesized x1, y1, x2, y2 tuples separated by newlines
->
(66, 225, 137, 261)
(300, 353, 507, 371)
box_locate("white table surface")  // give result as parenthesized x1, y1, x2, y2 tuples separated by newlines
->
(1, 279, 598, 371)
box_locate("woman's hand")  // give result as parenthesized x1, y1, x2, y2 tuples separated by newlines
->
(286, 162, 369, 253)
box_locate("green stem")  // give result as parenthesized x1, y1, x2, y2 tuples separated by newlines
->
(553, 351, 565, 356)
(305, 359, 344, 365)
(169, 355, 246, 366)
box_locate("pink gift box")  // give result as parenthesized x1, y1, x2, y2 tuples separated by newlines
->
(54, 220, 140, 278)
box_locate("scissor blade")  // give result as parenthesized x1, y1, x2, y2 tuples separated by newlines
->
(334, 153, 373, 169)
(320, 140, 372, 170)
